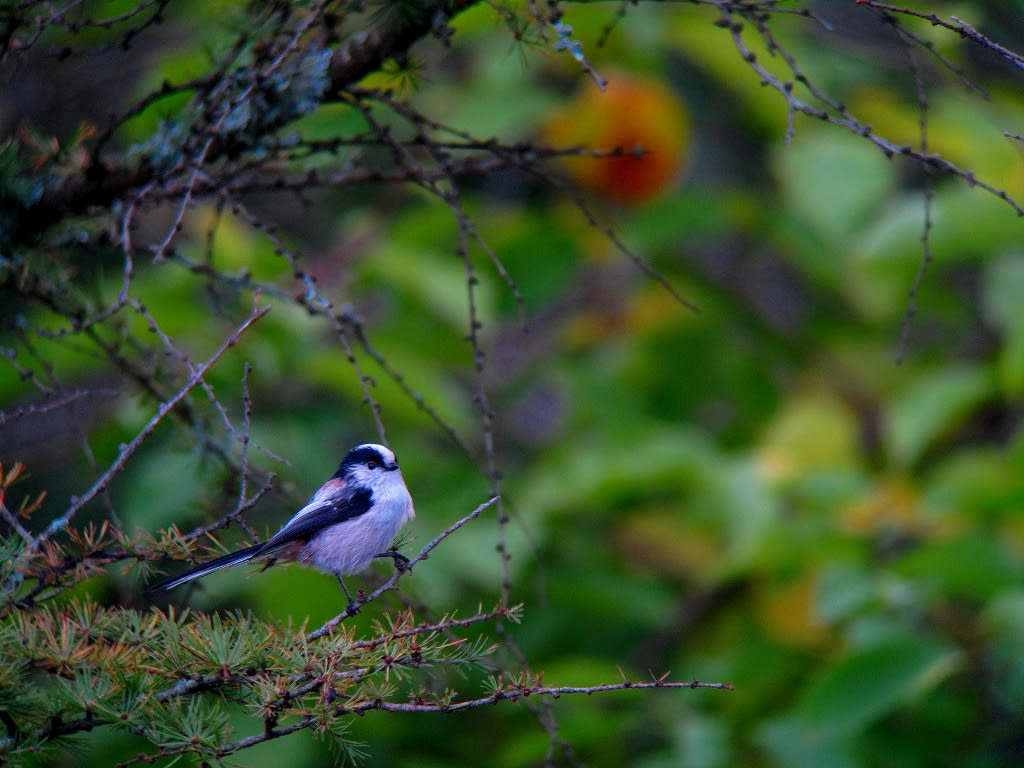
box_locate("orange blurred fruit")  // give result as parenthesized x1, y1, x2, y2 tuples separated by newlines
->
(542, 72, 691, 205)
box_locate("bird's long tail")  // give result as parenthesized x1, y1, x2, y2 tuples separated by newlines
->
(147, 544, 264, 592)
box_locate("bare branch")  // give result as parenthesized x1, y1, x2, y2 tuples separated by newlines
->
(33, 300, 271, 550)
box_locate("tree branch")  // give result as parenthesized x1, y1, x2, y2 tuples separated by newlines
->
(32, 299, 271, 550)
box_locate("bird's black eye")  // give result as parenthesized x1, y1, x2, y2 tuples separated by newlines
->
(367, 460, 378, 470)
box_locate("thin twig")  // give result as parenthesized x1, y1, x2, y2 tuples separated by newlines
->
(33, 300, 271, 550)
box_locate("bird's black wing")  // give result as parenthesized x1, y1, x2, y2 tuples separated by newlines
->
(254, 487, 373, 557)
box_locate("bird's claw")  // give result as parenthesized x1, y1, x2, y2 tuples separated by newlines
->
(375, 550, 411, 572)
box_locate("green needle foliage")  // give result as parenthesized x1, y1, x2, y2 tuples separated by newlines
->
(0, 582, 510, 764)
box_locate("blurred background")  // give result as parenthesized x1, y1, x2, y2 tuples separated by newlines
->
(3, 0, 1024, 765)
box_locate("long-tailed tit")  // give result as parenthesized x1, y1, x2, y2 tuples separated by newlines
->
(148, 443, 415, 610)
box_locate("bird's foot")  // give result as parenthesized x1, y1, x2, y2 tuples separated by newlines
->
(374, 550, 411, 572)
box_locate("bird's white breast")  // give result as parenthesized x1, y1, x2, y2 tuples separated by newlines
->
(299, 472, 414, 575)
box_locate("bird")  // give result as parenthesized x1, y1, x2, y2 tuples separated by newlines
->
(147, 443, 415, 611)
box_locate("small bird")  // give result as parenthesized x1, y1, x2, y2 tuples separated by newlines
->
(148, 443, 415, 610)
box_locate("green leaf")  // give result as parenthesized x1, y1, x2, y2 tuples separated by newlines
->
(517, 428, 715, 514)
(885, 365, 994, 468)
(981, 254, 1024, 394)
(982, 591, 1024, 712)
(981, 253, 1024, 332)
(849, 189, 1023, 321)
(922, 448, 1024, 518)
(776, 130, 894, 245)
(676, 713, 730, 768)
(895, 535, 1022, 600)
(757, 715, 859, 768)
(758, 392, 861, 480)
(362, 236, 496, 332)
(793, 638, 959, 737)
(815, 564, 876, 624)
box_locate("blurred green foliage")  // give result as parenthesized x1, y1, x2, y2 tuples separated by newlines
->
(4, 0, 1024, 766)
